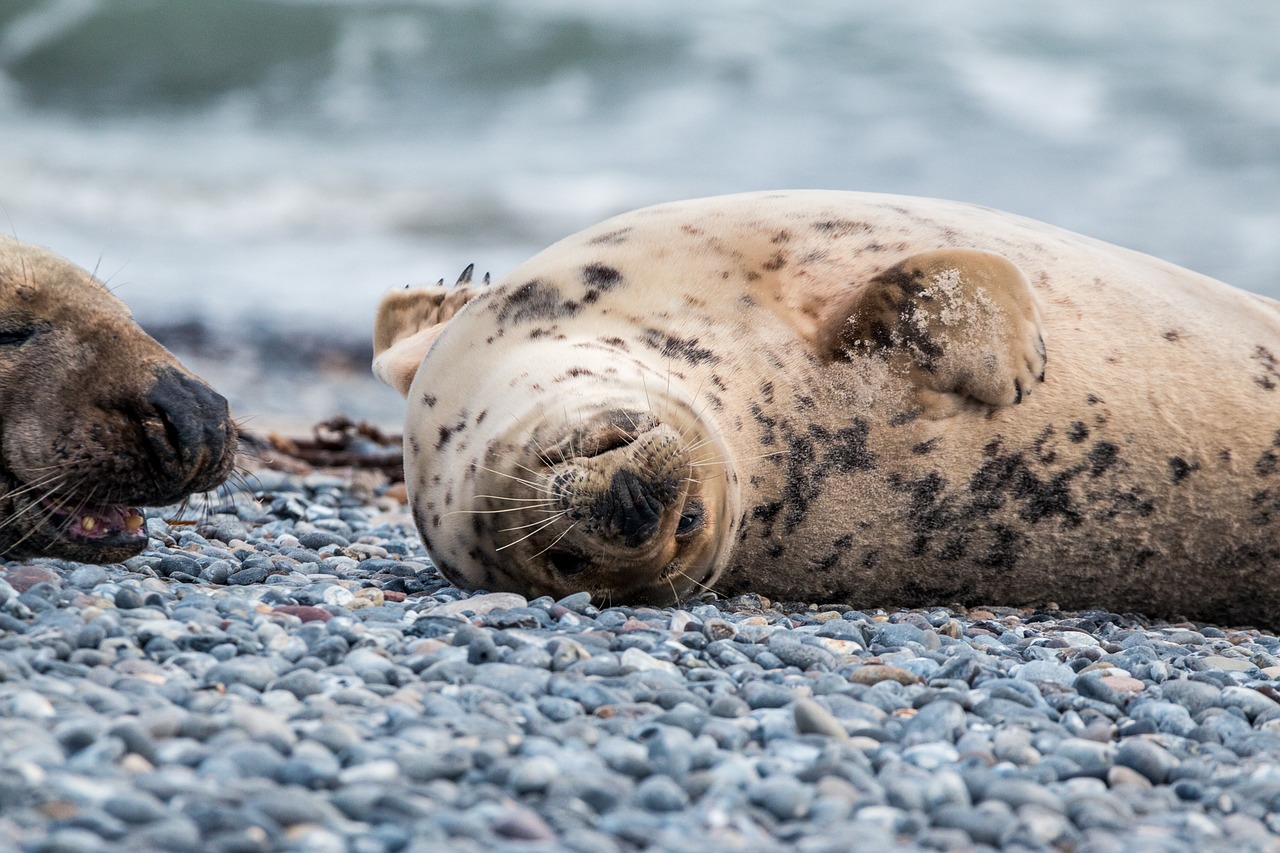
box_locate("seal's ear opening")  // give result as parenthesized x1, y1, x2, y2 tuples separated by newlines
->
(820, 248, 1048, 408)
(372, 283, 482, 397)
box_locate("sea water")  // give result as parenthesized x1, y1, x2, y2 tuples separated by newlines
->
(2, 0, 1278, 423)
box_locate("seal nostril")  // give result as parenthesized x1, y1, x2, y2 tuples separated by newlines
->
(548, 550, 592, 575)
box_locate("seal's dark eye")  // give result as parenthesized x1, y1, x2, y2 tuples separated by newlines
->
(676, 500, 705, 536)
(547, 549, 592, 575)
(0, 328, 32, 346)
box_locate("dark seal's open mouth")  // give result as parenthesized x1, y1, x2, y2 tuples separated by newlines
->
(0, 488, 151, 561)
(37, 495, 147, 548)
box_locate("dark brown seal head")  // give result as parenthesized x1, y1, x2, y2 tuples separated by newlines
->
(0, 236, 236, 563)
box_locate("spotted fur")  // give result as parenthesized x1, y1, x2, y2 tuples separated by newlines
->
(374, 191, 1280, 628)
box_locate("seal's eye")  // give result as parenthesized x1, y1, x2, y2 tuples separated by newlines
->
(547, 549, 592, 575)
(676, 500, 705, 537)
(0, 328, 33, 346)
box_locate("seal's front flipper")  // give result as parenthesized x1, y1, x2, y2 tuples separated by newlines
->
(824, 249, 1047, 408)
(372, 267, 487, 397)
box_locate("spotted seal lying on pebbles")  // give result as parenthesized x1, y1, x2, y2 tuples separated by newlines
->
(0, 237, 236, 562)
(374, 190, 1280, 626)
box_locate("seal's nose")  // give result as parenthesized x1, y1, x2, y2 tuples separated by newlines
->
(601, 468, 666, 546)
(143, 366, 234, 494)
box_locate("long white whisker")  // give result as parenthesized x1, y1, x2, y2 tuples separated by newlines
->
(529, 519, 579, 561)
(496, 511, 568, 551)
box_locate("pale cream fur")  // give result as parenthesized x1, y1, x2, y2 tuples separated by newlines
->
(375, 191, 1280, 627)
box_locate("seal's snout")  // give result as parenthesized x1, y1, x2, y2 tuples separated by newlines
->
(142, 366, 236, 497)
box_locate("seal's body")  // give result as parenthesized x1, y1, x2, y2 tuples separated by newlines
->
(375, 191, 1280, 626)
(0, 237, 236, 563)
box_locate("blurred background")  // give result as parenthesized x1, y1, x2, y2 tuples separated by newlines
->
(2, 0, 1278, 430)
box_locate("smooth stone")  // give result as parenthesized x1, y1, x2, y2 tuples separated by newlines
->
(1161, 678, 1222, 715)
(1114, 737, 1179, 784)
(435, 592, 528, 615)
(634, 775, 690, 812)
(1200, 654, 1257, 672)
(849, 665, 922, 686)
(748, 776, 813, 821)
(3, 564, 60, 592)
(794, 698, 848, 739)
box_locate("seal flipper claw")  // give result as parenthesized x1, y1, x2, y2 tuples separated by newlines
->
(458, 264, 475, 285)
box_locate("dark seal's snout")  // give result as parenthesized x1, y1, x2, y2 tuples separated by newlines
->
(142, 366, 236, 500)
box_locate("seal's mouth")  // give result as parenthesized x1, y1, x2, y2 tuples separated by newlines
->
(36, 495, 147, 546)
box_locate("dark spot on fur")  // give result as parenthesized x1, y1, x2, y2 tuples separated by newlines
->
(588, 228, 631, 245)
(583, 290, 601, 304)
(408, 436, 421, 455)
(796, 395, 815, 410)
(812, 219, 873, 236)
(422, 394, 437, 408)
(762, 252, 787, 271)
(745, 271, 761, 282)
(813, 552, 840, 572)
(978, 525, 1026, 569)
(759, 381, 774, 404)
(582, 263, 624, 290)
(710, 375, 728, 391)
(1086, 394, 1102, 405)
(770, 230, 791, 244)
(1031, 426, 1057, 465)
(1169, 456, 1197, 483)
(1066, 421, 1089, 443)
(749, 404, 776, 446)
(912, 438, 938, 455)
(890, 409, 921, 427)
(1250, 489, 1280, 525)
(1258, 450, 1278, 477)
(435, 415, 468, 450)
(597, 336, 629, 351)
(565, 367, 594, 378)
(1087, 442, 1119, 477)
(1163, 329, 1183, 342)
(1254, 346, 1280, 391)
(498, 279, 581, 324)
(777, 420, 877, 533)
(640, 329, 721, 365)
(739, 295, 758, 308)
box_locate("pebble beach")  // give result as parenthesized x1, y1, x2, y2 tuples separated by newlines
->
(3, 462, 1280, 852)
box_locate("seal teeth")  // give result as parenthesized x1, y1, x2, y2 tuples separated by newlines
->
(457, 263, 475, 285)
(125, 515, 144, 532)
(81, 515, 97, 532)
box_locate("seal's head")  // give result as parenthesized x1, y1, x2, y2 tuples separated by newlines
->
(373, 275, 740, 603)
(0, 237, 237, 562)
